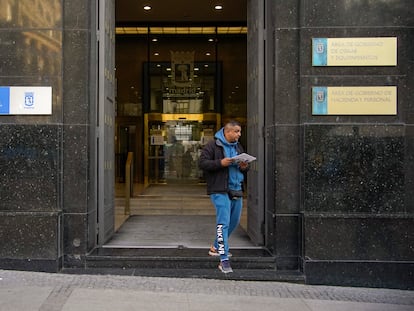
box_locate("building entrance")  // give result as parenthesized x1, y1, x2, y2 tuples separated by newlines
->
(111, 2, 257, 250)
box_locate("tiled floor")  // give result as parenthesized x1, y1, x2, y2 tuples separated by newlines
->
(106, 215, 255, 248)
(110, 183, 255, 249)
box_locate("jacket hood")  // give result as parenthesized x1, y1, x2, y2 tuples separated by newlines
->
(214, 127, 238, 148)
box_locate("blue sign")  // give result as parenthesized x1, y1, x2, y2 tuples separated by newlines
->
(312, 38, 327, 66)
(0, 86, 52, 115)
(0, 87, 10, 114)
(24, 92, 35, 108)
(312, 87, 328, 115)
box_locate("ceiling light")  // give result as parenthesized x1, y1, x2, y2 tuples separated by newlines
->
(214, 5, 223, 10)
(206, 52, 211, 56)
(143, 5, 152, 11)
(115, 26, 247, 35)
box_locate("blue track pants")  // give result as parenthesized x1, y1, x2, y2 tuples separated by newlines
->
(210, 193, 243, 261)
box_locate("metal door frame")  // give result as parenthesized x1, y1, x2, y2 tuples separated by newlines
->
(246, 0, 266, 246)
(96, 0, 115, 246)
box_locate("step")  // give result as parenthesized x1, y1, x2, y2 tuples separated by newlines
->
(86, 248, 275, 270)
(76, 247, 304, 282)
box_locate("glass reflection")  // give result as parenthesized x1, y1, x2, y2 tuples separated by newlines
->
(0, 1, 62, 123)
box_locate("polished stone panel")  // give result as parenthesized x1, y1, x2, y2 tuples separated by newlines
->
(63, 30, 90, 124)
(305, 261, 414, 290)
(302, 0, 414, 27)
(304, 124, 405, 213)
(274, 126, 300, 213)
(64, 213, 88, 255)
(274, 29, 300, 124)
(2, 0, 62, 29)
(88, 209, 98, 251)
(0, 213, 61, 259)
(64, 0, 89, 30)
(0, 125, 61, 211)
(0, 1, 65, 273)
(275, 215, 300, 270)
(271, 0, 300, 29)
(63, 125, 88, 213)
(0, 32, 64, 124)
(0, 30, 62, 76)
(304, 216, 413, 260)
(406, 126, 414, 211)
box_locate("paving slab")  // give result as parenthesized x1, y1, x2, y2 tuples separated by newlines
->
(0, 270, 413, 311)
(0, 286, 53, 311)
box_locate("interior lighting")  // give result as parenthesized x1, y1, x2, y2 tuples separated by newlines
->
(115, 26, 246, 35)
(143, 5, 152, 10)
(214, 5, 223, 10)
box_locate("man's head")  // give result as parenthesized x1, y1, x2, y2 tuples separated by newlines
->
(223, 120, 242, 143)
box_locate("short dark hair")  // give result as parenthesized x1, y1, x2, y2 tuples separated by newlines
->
(224, 120, 241, 128)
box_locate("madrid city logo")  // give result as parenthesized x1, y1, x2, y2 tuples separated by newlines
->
(316, 90, 325, 102)
(24, 91, 35, 109)
(317, 42, 324, 53)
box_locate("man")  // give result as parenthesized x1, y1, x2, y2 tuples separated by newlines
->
(199, 121, 249, 273)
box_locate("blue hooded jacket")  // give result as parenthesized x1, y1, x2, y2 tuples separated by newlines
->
(214, 128, 244, 191)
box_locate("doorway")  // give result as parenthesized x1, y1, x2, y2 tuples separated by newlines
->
(101, 1, 263, 250)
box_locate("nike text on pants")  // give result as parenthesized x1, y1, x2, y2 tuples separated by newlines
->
(211, 193, 243, 260)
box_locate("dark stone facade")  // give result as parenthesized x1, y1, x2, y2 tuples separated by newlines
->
(0, 0, 413, 290)
(261, 0, 414, 289)
(0, 0, 93, 272)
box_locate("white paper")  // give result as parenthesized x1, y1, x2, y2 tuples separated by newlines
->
(231, 153, 256, 163)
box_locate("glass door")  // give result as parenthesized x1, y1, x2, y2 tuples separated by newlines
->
(145, 115, 220, 185)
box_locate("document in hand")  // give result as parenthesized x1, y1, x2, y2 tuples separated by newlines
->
(231, 153, 257, 163)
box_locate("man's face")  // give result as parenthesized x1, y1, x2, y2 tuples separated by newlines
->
(224, 125, 242, 143)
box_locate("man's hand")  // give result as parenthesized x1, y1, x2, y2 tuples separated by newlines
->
(220, 157, 233, 167)
(238, 161, 249, 169)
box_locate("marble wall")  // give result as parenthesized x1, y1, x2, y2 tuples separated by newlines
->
(265, 0, 414, 288)
(0, 0, 94, 271)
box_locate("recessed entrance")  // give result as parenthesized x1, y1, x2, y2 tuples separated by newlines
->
(100, 0, 262, 253)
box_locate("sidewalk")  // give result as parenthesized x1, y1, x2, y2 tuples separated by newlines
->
(0, 269, 413, 311)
